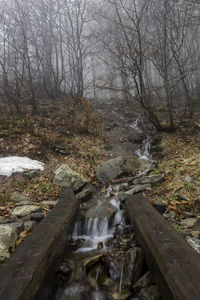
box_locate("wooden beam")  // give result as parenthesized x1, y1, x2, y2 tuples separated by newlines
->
(0, 188, 79, 300)
(126, 193, 200, 300)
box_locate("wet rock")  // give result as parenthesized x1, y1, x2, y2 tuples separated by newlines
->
(42, 200, 58, 207)
(10, 191, 30, 202)
(121, 184, 150, 201)
(153, 203, 166, 215)
(24, 221, 37, 232)
(59, 260, 72, 275)
(83, 253, 105, 269)
(97, 157, 126, 183)
(123, 247, 144, 288)
(83, 199, 118, 219)
(132, 174, 164, 185)
(11, 205, 40, 217)
(187, 237, 200, 253)
(185, 175, 195, 183)
(87, 262, 112, 288)
(181, 218, 196, 228)
(128, 133, 146, 144)
(138, 285, 160, 300)
(134, 271, 154, 292)
(76, 185, 93, 202)
(30, 212, 44, 222)
(0, 224, 19, 259)
(53, 164, 86, 191)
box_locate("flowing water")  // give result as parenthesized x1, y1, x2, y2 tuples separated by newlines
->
(50, 110, 153, 300)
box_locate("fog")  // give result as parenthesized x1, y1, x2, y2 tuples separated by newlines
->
(0, 0, 199, 128)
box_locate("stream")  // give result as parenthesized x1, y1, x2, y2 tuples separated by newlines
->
(49, 101, 160, 300)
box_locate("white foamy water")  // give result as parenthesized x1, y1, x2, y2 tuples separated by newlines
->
(129, 119, 142, 132)
(136, 138, 152, 162)
(0, 156, 44, 176)
(72, 186, 124, 253)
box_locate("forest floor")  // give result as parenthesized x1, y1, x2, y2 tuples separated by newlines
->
(0, 97, 200, 258)
(0, 99, 107, 229)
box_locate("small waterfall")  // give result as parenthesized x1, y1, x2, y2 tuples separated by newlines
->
(72, 186, 124, 253)
(129, 119, 142, 132)
(136, 138, 152, 162)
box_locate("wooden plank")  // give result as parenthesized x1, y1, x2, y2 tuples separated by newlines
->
(126, 193, 200, 300)
(0, 188, 79, 300)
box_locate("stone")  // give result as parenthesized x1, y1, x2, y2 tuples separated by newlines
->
(82, 198, 118, 220)
(42, 200, 58, 207)
(185, 175, 195, 183)
(53, 164, 86, 191)
(24, 221, 37, 232)
(191, 231, 200, 239)
(186, 237, 200, 254)
(138, 286, 160, 300)
(153, 203, 166, 215)
(10, 191, 30, 202)
(183, 211, 195, 218)
(134, 271, 154, 292)
(132, 174, 165, 185)
(11, 205, 40, 217)
(176, 193, 188, 201)
(0, 224, 19, 259)
(30, 212, 44, 222)
(97, 157, 126, 183)
(181, 218, 197, 228)
(118, 183, 129, 191)
(6, 222, 24, 234)
(16, 201, 35, 206)
(76, 186, 93, 202)
(121, 184, 150, 201)
(122, 248, 144, 288)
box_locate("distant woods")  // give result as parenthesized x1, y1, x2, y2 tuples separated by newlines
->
(0, 0, 200, 130)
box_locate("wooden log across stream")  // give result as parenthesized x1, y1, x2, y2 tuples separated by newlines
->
(0, 188, 79, 300)
(126, 193, 200, 300)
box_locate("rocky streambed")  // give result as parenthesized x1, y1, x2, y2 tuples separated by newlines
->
(48, 100, 164, 300)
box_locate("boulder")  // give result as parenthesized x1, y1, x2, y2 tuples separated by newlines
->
(11, 205, 40, 217)
(132, 174, 164, 185)
(53, 164, 86, 191)
(10, 191, 30, 202)
(81, 197, 118, 220)
(0, 224, 19, 259)
(97, 157, 126, 183)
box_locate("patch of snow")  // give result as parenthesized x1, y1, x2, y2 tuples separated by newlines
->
(0, 156, 44, 176)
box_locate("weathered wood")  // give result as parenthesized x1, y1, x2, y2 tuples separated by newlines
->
(0, 188, 79, 300)
(126, 193, 200, 300)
